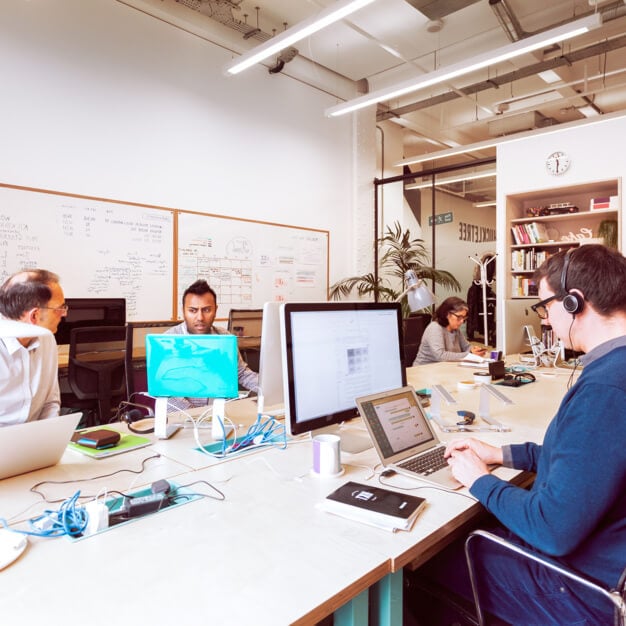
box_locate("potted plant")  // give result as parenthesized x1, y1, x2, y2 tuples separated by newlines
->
(329, 221, 460, 316)
(329, 222, 461, 364)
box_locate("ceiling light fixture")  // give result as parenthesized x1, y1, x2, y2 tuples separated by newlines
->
(325, 13, 601, 117)
(578, 103, 601, 117)
(405, 170, 496, 190)
(473, 201, 497, 207)
(225, 0, 377, 75)
(394, 110, 626, 168)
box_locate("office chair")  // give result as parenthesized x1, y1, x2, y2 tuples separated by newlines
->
(67, 325, 127, 426)
(465, 529, 626, 626)
(124, 321, 179, 399)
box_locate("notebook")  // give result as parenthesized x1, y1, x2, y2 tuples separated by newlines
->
(0, 412, 82, 480)
(355, 386, 461, 489)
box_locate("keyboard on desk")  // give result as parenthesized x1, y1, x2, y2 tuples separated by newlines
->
(397, 446, 448, 476)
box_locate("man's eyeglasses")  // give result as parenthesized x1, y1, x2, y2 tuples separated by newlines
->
(530, 295, 558, 320)
(39, 304, 69, 313)
(450, 312, 468, 321)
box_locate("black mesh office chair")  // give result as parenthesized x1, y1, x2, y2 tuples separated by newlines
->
(67, 325, 127, 426)
(465, 530, 626, 626)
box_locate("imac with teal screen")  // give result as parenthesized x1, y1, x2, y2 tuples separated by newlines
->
(146, 334, 239, 439)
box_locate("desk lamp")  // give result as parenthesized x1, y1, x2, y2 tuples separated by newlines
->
(397, 270, 435, 312)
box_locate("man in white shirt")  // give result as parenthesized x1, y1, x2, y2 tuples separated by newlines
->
(0, 269, 68, 426)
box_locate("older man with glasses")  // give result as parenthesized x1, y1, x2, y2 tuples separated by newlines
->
(0, 269, 67, 425)
(413, 296, 487, 365)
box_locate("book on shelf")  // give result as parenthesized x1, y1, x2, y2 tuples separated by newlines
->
(317, 481, 427, 532)
(511, 276, 538, 297)
(68, 427, 151, 459)
(511, 222, 550, 245)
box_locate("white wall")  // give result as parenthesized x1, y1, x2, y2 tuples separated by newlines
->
(0, 0, 366, 289)
(496, 114, 626, 348)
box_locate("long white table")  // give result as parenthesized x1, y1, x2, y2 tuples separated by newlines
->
(0, 362, 571, 625)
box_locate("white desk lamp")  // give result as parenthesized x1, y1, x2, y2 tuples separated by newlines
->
(397, 270, 435, 312)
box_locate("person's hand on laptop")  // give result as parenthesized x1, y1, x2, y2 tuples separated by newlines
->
(444, 438, 503, 487)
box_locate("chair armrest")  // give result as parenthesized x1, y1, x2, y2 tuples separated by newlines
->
(464, 529, 626, 626)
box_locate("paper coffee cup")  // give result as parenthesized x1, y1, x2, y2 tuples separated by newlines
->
(312, 434, 342, 477)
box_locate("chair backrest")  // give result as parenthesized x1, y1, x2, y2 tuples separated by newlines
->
(124, 321, 179, 399)
(465, 529, 626, 626)
(403, 312, 431, 366)
(227, 309, 263, 350)
(68, 325, 128, 424)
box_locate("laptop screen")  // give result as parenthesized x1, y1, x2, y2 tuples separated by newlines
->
(358, 388, 436, 458)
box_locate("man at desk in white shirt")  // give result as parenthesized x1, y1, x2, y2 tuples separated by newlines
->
(165, 279, 259, 410)
(0, 269, 68, 426)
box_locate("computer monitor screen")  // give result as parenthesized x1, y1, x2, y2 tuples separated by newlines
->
(55, 298, 126, 345)
(145, 334, 239, 399)
(280, 301, 406, 452)
(258, 302, 283, 409)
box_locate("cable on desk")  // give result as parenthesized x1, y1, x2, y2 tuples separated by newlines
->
(377, 476, 479, 503)
(174, 479, 225, 501)
(192, 410, 287, 459)
(1, 491, 89, 538)
(29, 454, 162, 503)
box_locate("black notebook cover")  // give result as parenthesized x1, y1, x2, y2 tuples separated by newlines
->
(325, 481, 426, 520)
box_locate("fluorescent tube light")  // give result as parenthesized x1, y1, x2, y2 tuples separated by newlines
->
(473, 201, 497, 207)
(225, 0, 377, 75)
(537, 69, 563, 84)
(326, 13, 601, 117)
(395, 110, 626, 168)
(578, 104, 600, 117)
(405, 170, 496, 190)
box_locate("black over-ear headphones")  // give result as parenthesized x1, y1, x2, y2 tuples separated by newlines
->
(560, 248, 584, 315)
(117, 401, 155, 434)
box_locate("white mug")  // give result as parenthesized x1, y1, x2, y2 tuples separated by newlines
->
(312, 434, 342, 476)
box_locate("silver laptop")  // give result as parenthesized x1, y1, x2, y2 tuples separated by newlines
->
(0, 412, 82, 480)
(356, 386, 461, 489)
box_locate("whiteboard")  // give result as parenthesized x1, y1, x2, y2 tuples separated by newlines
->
(177, 212, 329, 320)
(0, 184, 174, 320)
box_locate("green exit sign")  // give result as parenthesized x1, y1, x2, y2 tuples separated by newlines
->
(428, 212, 453, 226)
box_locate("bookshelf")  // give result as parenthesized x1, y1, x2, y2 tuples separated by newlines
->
(503, 178, 621, 356)
(506, 179, 621, 299)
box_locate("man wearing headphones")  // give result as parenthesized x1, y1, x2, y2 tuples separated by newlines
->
(164, 279, 259, 411)
(409, 245, 626, 625)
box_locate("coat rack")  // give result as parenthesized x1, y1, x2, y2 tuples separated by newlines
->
(469, 253, 497, 345)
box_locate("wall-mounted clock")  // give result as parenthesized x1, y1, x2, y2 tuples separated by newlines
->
(546, 151, 571, 175)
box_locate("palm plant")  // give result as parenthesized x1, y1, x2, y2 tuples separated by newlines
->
(329, 221, 460, 316)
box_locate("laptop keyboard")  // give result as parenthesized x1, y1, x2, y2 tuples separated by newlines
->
(398, 446, 448, 476)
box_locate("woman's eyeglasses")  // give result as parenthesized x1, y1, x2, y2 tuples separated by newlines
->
(450, 312, 468, 321)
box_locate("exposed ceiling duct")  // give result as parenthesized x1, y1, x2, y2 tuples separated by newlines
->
(403, 0, 482, 20)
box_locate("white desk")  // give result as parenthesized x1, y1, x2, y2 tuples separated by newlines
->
(0, 362, 568, 625)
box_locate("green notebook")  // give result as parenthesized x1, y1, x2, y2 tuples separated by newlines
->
(67, 427, 151, 459)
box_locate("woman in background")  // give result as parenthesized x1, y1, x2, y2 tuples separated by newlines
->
(413, 296, 486, 365)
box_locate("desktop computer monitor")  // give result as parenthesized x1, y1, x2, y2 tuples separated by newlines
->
(145, 334, 239, 438)
(258, 302, 284, 410)
(280, 301, 406, 453)
(55, 298, 126, 345)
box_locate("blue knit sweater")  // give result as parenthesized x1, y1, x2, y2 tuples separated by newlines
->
(471, 340, 626, 589)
